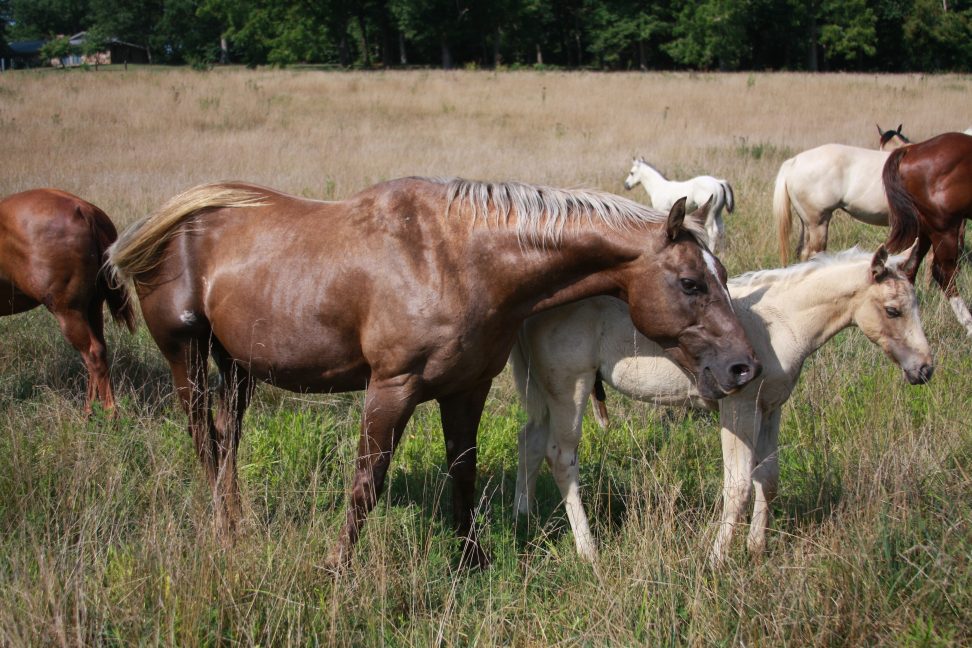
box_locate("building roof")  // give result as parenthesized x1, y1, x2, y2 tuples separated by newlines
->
(8, 40, 46, 56)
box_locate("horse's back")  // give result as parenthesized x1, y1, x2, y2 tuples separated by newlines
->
(898, 132, 972, 211)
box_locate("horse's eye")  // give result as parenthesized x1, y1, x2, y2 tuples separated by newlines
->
(680, 278, 704, 295)
(885, 306, 902, 318)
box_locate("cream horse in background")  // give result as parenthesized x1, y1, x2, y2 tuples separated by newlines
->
(775, 125, 911, 264)
(512, 244, 932, 564)
(623, 158, 733, 252)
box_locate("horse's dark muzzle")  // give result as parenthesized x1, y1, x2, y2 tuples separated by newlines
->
(906, 363, 934, 385)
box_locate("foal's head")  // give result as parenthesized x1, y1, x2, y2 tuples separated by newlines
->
(624, 198, 760, 400)
(855, 244, 933, 384)
(623, 157, 647, 190)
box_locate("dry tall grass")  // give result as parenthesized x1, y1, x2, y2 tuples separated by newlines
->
(1, 66, 970, 646)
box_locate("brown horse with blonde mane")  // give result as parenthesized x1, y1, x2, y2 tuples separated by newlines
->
(884, 131, 972, 336)
(108, 176, 760, 569)
(1, 189, 136, 413)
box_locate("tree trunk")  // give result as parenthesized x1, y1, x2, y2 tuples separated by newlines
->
(535, 43, 543, 65)
(356, 12, 371, 67)
(399, 32, 407, 65)
(638, 39, 646, 70)
(441, 37, 452, 69)
(807, 14, 818, 71)
(493, 28, 502, 67)
(220, 36, 229, 64)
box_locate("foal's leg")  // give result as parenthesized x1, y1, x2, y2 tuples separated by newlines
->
(438, 380, 493, 569)
(747, 408, 781, 556)
(710, 398, 759, 566)
(52, 303, 113, 414)
(515, 418, 549, 517)
(325, 375, 421, 571)
(212, 348, 253, 536)
(545, 373, 598, 562)
(929, 230, 972, 336)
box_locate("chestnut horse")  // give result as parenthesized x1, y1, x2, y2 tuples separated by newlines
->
(0, 189, 136, 413)
(884, 131, 972, 336)
(108, 177, 760, 570)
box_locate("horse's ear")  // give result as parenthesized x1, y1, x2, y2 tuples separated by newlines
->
(667, 197, 687, 240)
(899, 238, 921, 276)
(876, 123, 883, 136)
(871, 245, 890, 282)
(897, 124, 903, 134)
(690, 195, 714, 222)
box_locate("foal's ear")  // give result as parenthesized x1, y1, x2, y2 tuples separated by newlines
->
(898, 238, 921, 277)
(871, 245, 890, 282)
(667, 197, 688, 240)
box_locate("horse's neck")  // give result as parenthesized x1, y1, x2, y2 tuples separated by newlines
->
(737, 264, 865, 369)
(505, 227, 650, 317)
(637, 165, 666, 191)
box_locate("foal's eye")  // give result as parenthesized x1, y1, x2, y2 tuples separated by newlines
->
(680, 278, 704, 295)
(885, 306, 902, 318)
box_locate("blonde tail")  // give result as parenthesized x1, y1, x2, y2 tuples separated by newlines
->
(773, 159, 794, 265)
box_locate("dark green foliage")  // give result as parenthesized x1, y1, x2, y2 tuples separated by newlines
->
(4, 0, 972, 70)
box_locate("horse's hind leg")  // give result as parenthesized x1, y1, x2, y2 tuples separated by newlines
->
(52, 302, 113, 414)
(212, 344, 253, 535)
(707, 207, 726, 253)
(544, 373, 598, 562)
(515, 418, 550, 517)
(800, 211, 832, 261)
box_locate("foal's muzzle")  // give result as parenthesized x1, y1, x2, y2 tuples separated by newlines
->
(623, 181, 633, 191)
(905, 363, 934, 385)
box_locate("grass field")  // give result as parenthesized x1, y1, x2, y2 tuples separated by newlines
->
(1, 66, 971, 646)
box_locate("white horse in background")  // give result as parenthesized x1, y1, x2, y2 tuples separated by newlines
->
(877, 124, 911, 151)
(623, 158, 734, 252)
(511, 244, 932, 564)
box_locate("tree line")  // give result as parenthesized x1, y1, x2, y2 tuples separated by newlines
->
(3, 0, 972, 72)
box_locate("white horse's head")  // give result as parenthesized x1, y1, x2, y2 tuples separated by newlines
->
(623, 157, 645, 190)
(855, 242, 933, 385)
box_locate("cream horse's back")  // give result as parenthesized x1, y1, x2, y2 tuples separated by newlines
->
(774, 144, 891, 264)
(512, 245, 932, 564)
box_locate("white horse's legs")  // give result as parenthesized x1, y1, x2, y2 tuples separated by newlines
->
(545, 375, 598, 562)
(706, 207, 726, 253)
(747, 408, 781, 555)
(515, 419, 549, 516)
(800, 211, 833, 261)
(710, 399, 759, 565)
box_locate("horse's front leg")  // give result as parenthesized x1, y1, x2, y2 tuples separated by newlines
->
(325, 375, 421, 571)
(545, 373, 598, 562)
(747, 408, 781, 556)
(438, 380, 493, 569)
(930, 230, 972, 336)
(710, 397, 759, 566)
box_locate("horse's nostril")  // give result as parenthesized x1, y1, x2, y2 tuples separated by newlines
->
(730, 363, 752, 381)
(920, 364, 934, 382)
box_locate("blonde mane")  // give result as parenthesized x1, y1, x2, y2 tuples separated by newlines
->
(443, 178, 707, 246)
(730, 247, 897, 288)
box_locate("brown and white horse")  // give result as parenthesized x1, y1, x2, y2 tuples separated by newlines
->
(0, 189, 136, 413)
(108, 177, 760, 570)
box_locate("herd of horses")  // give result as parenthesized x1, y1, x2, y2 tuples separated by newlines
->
(1, 125, 969, 571)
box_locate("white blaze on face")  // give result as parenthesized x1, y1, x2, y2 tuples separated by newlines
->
(703, 249, 733, 310)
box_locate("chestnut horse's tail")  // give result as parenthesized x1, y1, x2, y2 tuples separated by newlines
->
(883, 146, 920, 253)
(773, 158, 796, 265)
(84, 204, 138, 333)
(107, 183, 266, 288)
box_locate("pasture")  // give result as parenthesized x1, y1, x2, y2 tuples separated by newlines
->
(1, 67, 971, 645)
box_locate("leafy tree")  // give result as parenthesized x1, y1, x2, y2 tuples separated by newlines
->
(80, 25, 107, 68)
(7, 0, 90, 39)
(39, 35, 76, 67)
(665, 0, 749, 70)
(818, 0, 877, 68)
(903, 0, 972, 70)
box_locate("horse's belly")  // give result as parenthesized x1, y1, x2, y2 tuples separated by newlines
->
(0, 278, 39, 315)
(608, 356, 705, 408)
